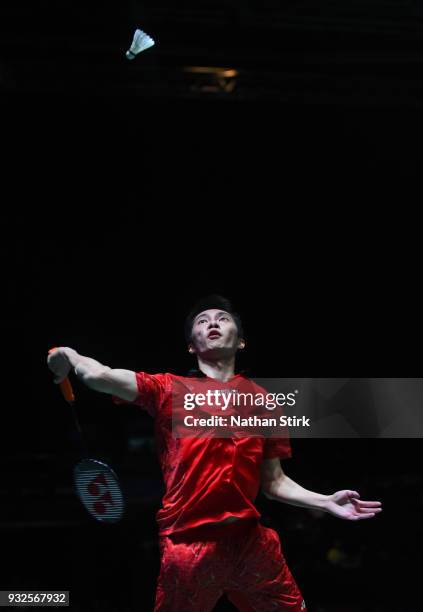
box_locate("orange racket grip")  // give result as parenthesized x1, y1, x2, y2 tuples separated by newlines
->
(48, 347, 75, 403)
(58, 377, 75, 403)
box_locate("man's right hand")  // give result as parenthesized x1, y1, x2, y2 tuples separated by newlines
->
(47, 347, 75, 384)
(47, 347, 138, 400)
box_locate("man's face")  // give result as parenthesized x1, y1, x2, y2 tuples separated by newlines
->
(189, 309, 242, 358)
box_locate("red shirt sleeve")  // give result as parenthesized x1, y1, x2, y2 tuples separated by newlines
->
(111, 372, 167, 417)
(263, 436, 292, 460)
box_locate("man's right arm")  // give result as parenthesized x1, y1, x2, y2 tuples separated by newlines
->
(47, 347, 138, 402)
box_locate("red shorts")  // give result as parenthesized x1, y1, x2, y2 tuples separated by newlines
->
(154, 519, 307, 611)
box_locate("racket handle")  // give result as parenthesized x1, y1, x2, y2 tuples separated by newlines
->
(58, 377, 75, 403)
(48, 347, 76, 403)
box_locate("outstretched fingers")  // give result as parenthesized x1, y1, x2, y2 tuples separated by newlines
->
(352, 499, 382, 509)
(356, 512, 376, 519)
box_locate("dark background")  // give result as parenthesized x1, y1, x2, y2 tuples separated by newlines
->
(2, 1, 422, 611)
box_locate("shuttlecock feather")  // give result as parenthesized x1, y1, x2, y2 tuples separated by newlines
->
(126, 28, 155, 60)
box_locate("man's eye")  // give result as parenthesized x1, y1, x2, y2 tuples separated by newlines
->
(220, 316, 229, 321)
(197, 319, 207, 324)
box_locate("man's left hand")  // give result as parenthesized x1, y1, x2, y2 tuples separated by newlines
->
(324, 490, 382, 520)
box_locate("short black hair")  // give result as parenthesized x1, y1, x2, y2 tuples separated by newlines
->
(184, 294, 244, 344)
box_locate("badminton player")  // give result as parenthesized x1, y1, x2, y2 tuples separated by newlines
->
(47, 295, 382, 611)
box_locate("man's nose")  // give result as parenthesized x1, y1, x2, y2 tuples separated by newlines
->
(208, 320, 220, 329)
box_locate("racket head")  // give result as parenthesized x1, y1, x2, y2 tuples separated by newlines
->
(73, 458, 125, 524)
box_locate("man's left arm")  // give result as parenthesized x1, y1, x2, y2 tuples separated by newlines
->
(260, 458, 382, 521)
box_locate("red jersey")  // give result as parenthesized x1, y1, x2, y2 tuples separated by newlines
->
(113, 372, 291, 536)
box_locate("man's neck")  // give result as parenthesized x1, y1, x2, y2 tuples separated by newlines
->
(196, 357, 236, 382)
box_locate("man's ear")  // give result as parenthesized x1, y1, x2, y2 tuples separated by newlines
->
(188, 344, 196, 354)
(238, 338, 246, 350)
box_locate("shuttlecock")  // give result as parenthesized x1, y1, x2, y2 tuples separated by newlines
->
(126, 28, 155, 60)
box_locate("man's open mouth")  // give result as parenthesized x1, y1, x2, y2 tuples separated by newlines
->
(208, 332, 222, 339)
